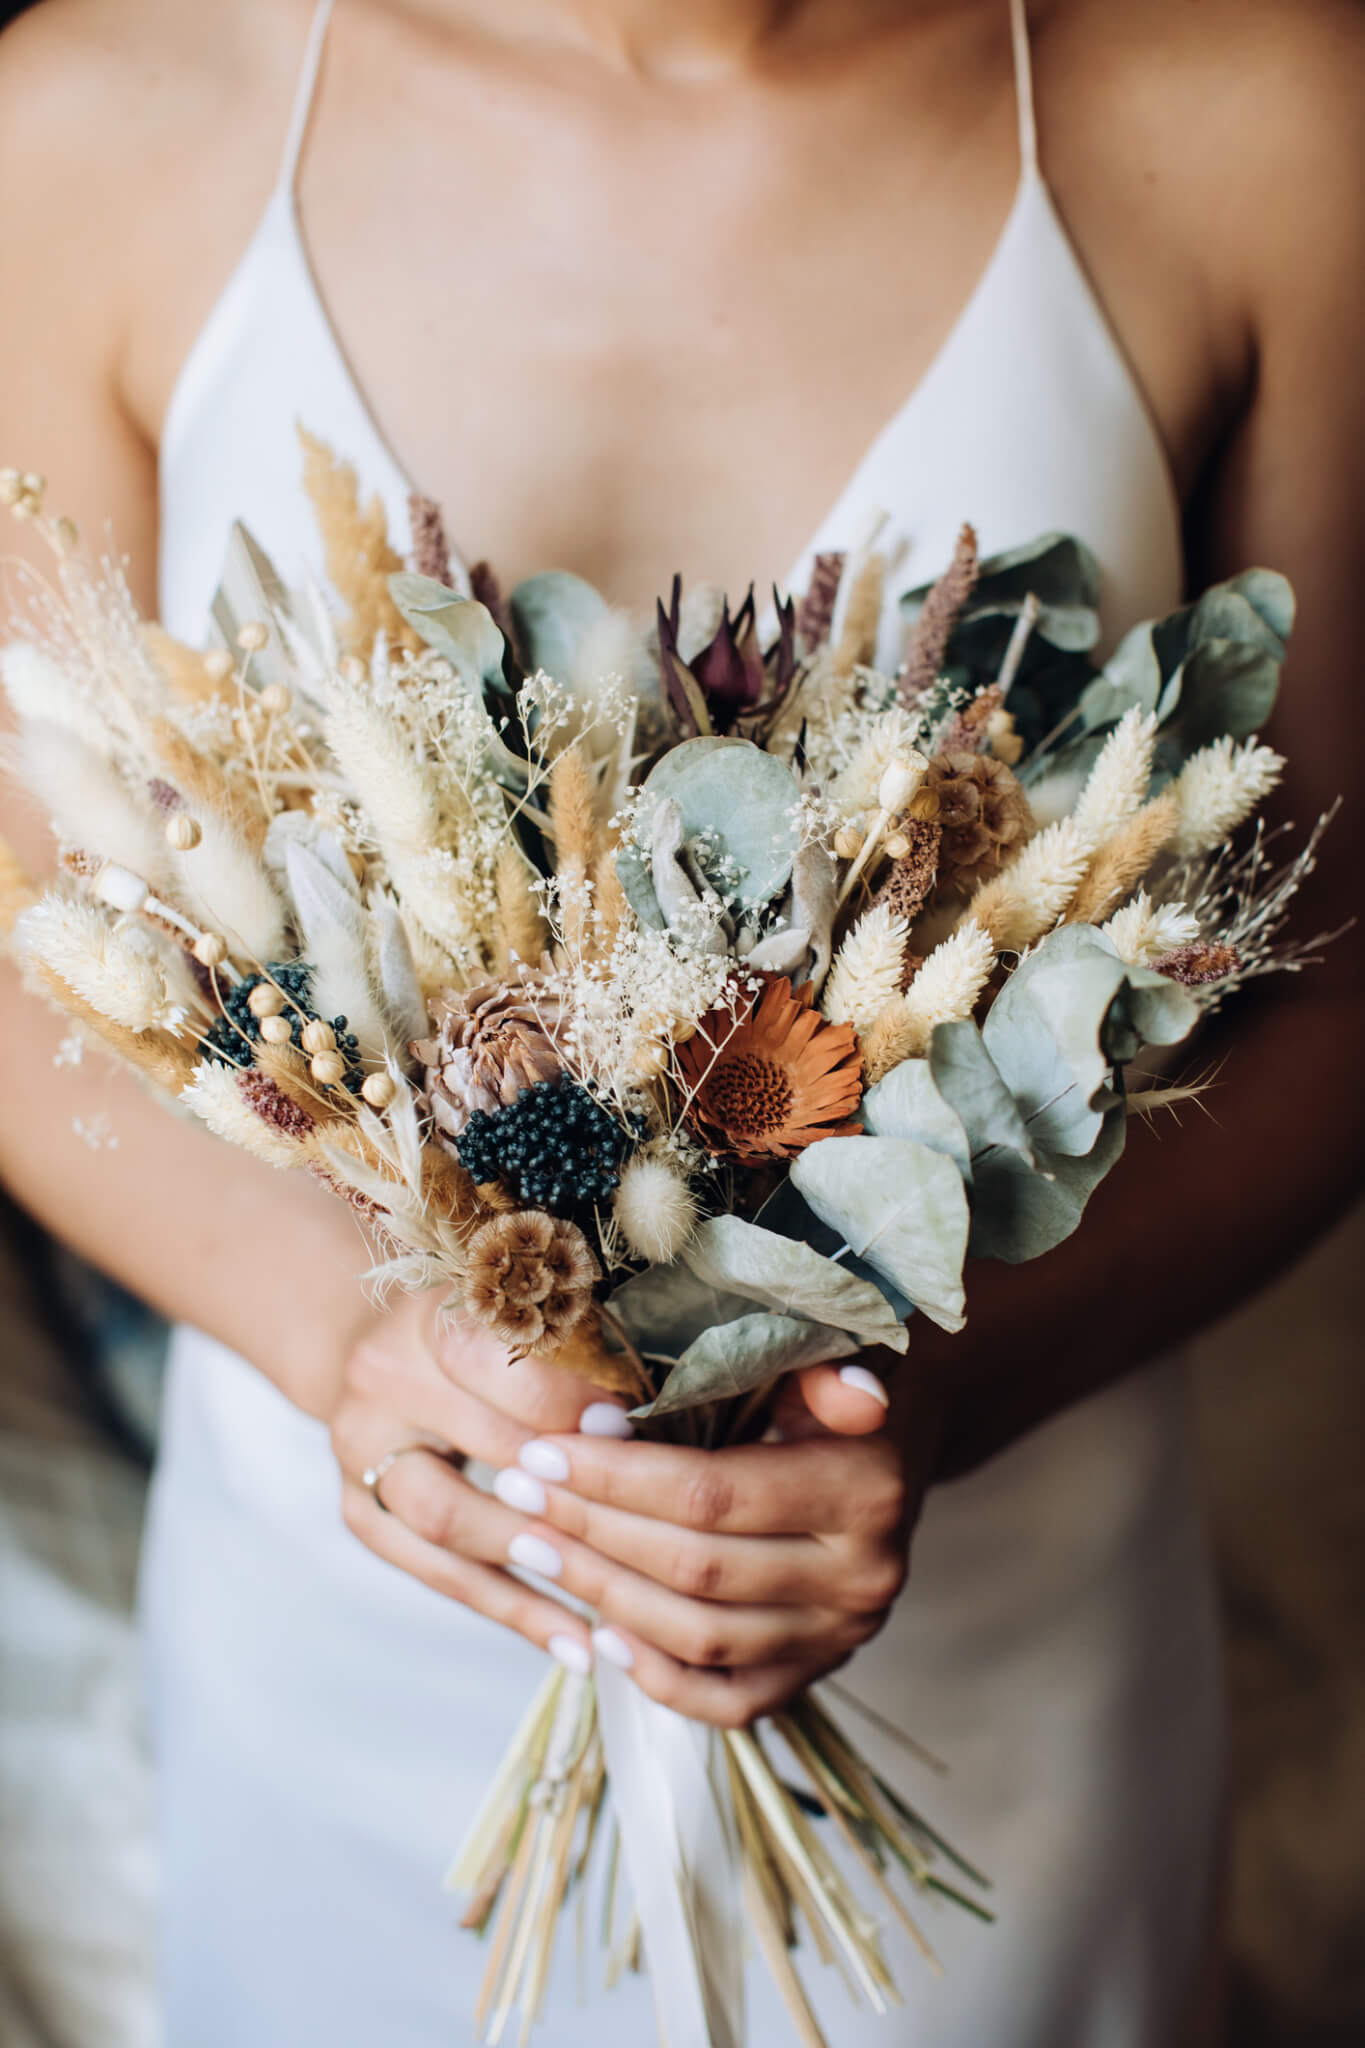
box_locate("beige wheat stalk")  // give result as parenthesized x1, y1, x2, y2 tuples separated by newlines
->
(142, 625, 231, 708)
(961, 818, 1091, 954)
(832, 552, 886, 675)
(32, 962, 196, 1094)
(548, 745, 599, 957)
(298, 427, 418, 657)
(494, 841, 549, 970)
(1064, 789, 1179, 926)
(861, 919, 995, 1081)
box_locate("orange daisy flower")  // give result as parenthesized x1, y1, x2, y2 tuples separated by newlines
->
(676, 976, 863, 1162)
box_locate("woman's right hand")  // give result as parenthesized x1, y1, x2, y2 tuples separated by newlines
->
(328, 1290, 630, 1672)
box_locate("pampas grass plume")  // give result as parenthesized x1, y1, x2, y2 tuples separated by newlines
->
(612, 1154, 699, 1264)
(15, 721, 169, 885)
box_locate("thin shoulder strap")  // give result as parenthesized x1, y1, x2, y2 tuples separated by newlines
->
(278, 0, 337, 198)
(1008, 0, 1039, 181)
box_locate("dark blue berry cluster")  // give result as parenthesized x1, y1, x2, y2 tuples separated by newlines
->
(455, 1080, 641, 1215)
(202, 962, 363, 1091)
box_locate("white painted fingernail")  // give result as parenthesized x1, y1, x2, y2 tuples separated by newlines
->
(580, 1402, 634, 1439)
(549, 1633, 591, 1674)
(509, 1533, 563, 1580)
(759, 1424, 787, 1444)
(493, 1468, 547, 1515)
(839, 1365, 890, 1407)
(592, 1627, 634, 1670)
(519, 1440, 571, 1483)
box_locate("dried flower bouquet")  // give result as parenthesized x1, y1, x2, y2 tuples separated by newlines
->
(0, 451, 1335, 2047)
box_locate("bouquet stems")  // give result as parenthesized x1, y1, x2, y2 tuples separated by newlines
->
(451, 1673, 992, 2047)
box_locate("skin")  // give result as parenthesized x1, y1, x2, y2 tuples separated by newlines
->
(0, 0, 1362, 1725)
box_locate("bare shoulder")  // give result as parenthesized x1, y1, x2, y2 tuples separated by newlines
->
(1048, 0, 1365, 293)
(0, 0, 313, 414)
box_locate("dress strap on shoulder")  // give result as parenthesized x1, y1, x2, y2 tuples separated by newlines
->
(1008, 0, 1039, 180)
(277, 0, 337, 198)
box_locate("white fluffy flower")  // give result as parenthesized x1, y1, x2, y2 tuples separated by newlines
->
(1102, 890, 1201, 967)
(181, 1061, 302, 1169)
(1169, 735, 1285, 858)
(612, 1154, 700, 1264)
(822, 903, 910, 1031)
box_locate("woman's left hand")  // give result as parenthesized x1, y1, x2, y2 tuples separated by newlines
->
(490, 1357, 948, 1726)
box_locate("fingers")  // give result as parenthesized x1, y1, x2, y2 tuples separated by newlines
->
(487, 1502, 874, 1670)
(428, 1312, 632, 1438)
(340, 1475, 592, 1670)
(588, 1623, 834, 1730)
(775, 1361, 891, 1441)
(510, 1430, 907, 1538)
(520, 1476, 827, 1606)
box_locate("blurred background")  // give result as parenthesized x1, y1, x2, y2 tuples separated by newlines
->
(0, 0, 1360, 2042)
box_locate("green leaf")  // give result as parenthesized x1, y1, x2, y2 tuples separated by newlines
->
(982, 926, 1197, 1158)
(681, 1215, 909, 1352)
(861, 1059, 973, 1182)
(631, 1313, 860, 1419)
(638, 737, 803, 913)
(927, 1020, 1036, 1169)
(1222, 567, 1295, 646)
(1167, 640, 1281, 751)
(789, 1136, 969, 1333)
(969, 1103, 1127, 1263)
(609, 1262, 753, 1357)
(507, 571, 609, 684)
(388, 574, 508, 693)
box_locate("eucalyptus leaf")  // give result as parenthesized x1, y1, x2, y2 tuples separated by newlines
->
(1223, 567, 1295, 645)
(862, 1060, 973, 1182)
(632, 1313, 859, 1420)
(388, 574, 508, 694)
(1167, 640, 1281, 751)
(982, 926, 1196, 1158)
(927, 1019, 1036, 1169)
(508, 570, 608, 683)
(609, 1262, 753, 1357)
(681, 1215, 908, 1352)
(789, 1136, 969, 1333)
(640, 737, 803, 912)
(969, 1103, 1127, 1263)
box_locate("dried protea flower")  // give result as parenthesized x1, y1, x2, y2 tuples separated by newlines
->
(925, 750, 1033, 889)
(414, 970, 563, 1144)
(463, 1209, 601, 1355)
(1153, 940, 1241, 987)
(873, 818, 943, 925)
(677, 975, 862, 1162)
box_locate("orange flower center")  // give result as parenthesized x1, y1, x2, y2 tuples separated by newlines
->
(704, 1052, 795, 1138)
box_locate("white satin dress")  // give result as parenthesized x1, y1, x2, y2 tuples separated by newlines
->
(141, 3, 1224, 2042)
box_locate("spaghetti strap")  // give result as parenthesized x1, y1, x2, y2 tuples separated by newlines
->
(277, 0, 336, 198)
(1008, 0, 1039, 180)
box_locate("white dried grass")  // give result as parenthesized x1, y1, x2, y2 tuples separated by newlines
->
(822, 903, 910, 1032)
(1169, 735, 1285, 857)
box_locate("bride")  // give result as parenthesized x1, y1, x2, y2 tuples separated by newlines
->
(0, 0, 1360, 2041)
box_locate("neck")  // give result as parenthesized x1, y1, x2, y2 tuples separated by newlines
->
(421, 0, 935, 81)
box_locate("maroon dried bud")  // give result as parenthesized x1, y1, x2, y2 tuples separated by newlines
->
(1153, 941, 1240, 987)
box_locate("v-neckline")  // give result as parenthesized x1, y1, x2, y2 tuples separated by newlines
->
(276, 169, 1039, 600)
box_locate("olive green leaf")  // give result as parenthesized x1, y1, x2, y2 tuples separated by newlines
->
(680, 1214, 909, 1352)
(631, 1313, 860, 1420)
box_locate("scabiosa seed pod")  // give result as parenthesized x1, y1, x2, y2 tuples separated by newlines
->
(924, 750, 1033, 889)
(462, 1210, 600, 1356)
